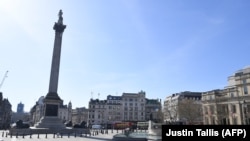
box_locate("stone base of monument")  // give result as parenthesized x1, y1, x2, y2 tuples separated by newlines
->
(9, 116, 91, 135)
(34, 116, 66, 129)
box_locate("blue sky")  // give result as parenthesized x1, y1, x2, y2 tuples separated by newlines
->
(0, 0, 250, 112)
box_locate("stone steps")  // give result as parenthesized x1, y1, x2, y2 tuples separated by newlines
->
(34, 116, 66, 129)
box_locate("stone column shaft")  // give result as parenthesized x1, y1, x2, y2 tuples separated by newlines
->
(48, 32, 63, 93)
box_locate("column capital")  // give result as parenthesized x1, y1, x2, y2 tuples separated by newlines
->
(53, 23, 66, 33)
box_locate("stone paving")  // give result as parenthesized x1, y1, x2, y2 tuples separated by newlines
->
(0, 129, 120, 141)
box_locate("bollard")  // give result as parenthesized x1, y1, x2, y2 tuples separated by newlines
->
(16, 133, 18, 138)
(5, 132, 7, 137)
(53, 133, 55, 138)
(37, 134, 39, 138)
(61, 133, 63, 138)
(68, 133, 70, 138)
(74, 132, 76, 138)
(2, 132, 4, 137)
(10, 133, 12, 138)
(22, 133, 24, 138)
(30, 134, 32, 138)
(45, 133, 47, 138)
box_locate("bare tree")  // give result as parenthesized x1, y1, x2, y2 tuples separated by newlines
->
(155, 109, 164, 123)
(178, 99, 203, 125)
(164, 104, 179, 124)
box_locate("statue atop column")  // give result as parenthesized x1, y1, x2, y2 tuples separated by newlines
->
(58, 9, 63, 24)
(53, 9, 66, 33)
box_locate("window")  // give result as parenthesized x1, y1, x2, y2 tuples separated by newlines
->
(209, 95, 213, 100)
(247, 105, 250, 113)
(210, 105, 215, 114)
(243, 79, 247, 84)
(231, 105, 236, 113)
(212, 116, 216, 124)
(230, 93, 234, 97)
(205, 117, 209, 124)
(204, 107, 208, 115)
(222, 105, 229, 114)
(244, 86, 248, 94)
(233, 117, 237, 125)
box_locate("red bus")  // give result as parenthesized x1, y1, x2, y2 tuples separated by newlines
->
(113, 122, 133, 129)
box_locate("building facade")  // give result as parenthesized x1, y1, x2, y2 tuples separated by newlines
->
(0, 92, 12, 129)
(163, 91, 202, 124)
(202, 66, 250, 125)
(87, 90, 162, 128)
(71, 107, 88, 126)
(145, 98, 162, 123)
(88, 99, 107, 127)
(58, 101, 72, 123)
(106, 95, 122, 125)
(17, 102, 24, 113)
(121, 91, 146, 122)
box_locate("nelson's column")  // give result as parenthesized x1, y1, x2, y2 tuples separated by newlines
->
(35, 10, 66, 129)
